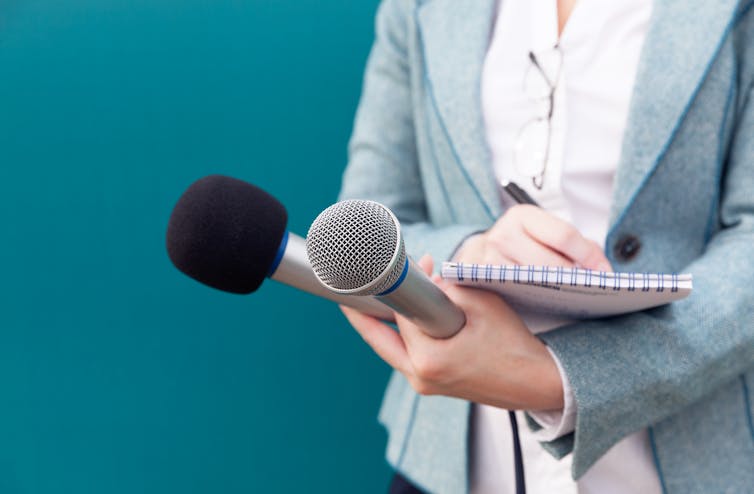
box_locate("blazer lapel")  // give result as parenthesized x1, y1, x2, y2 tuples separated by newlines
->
(610, 0, 740, 225)
(417, 0, 501, 221)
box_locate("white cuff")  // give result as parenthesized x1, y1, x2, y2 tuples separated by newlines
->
(528, 346, 576, 441)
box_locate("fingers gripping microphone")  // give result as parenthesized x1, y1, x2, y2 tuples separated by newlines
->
(165, 175, 394, 320)
(306, 200, 466, 338)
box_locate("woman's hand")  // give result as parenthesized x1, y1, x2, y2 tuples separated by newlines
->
(341, 256, 564, 411)
(455, 204, 612, 270)
(340, 208, 608, 410)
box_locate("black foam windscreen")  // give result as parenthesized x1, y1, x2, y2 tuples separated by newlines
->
(166, 175, 288, 294)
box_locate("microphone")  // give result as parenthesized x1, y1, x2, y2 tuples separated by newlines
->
(306, 200, 466, 338)
(165, 175, 394, 320)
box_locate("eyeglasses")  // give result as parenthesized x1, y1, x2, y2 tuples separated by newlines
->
(513, 44, 563, 190)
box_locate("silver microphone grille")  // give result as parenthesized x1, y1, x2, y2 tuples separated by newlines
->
(306, 200, 407, 295)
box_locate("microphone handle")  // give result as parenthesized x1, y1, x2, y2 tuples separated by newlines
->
(270, 233, 395, 321)
(378, 258, 466, 338)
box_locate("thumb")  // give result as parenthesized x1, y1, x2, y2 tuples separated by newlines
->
(417, 254, 434, 276)
(579, 241, 613, 273)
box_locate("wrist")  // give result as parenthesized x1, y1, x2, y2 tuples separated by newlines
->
(523, 340, 564, 411)
(527, 346, 576, 439)
(541, 348, 565, 409)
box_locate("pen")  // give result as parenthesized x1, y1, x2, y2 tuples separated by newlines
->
(500, 179, 541, 207)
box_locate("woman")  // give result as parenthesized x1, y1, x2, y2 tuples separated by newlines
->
(338, 0, 754, 492)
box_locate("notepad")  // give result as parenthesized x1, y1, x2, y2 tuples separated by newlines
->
(441, 262, 693, 319)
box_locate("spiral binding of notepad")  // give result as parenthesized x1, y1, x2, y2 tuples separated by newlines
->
(441, 262, 693, 293)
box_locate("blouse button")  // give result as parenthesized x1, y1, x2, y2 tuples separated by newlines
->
(614, 235, 641, 262)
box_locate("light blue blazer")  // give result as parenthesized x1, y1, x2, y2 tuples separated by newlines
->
(339, 1, 754, 493)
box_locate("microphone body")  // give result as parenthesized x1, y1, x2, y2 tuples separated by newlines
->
(376, 257, 466, 338)
(269, 232, 395, 320)
(306, 200, 466, 338)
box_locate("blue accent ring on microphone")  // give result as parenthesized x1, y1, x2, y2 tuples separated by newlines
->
(377, 258, 409, 296)
(267, 230, 289, 277)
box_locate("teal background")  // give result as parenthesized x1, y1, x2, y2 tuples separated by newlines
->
(0, 1, 392, 492)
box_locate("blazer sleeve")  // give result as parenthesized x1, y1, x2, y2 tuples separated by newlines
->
(338, 0, 488, 263)
(537, 85, 754, 477)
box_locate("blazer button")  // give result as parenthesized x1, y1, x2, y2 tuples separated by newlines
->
(614, 235, 641, 262)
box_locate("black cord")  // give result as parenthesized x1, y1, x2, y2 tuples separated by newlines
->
(508, 410, 526, 494)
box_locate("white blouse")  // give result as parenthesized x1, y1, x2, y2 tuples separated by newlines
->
(473, 0, 661, 493)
